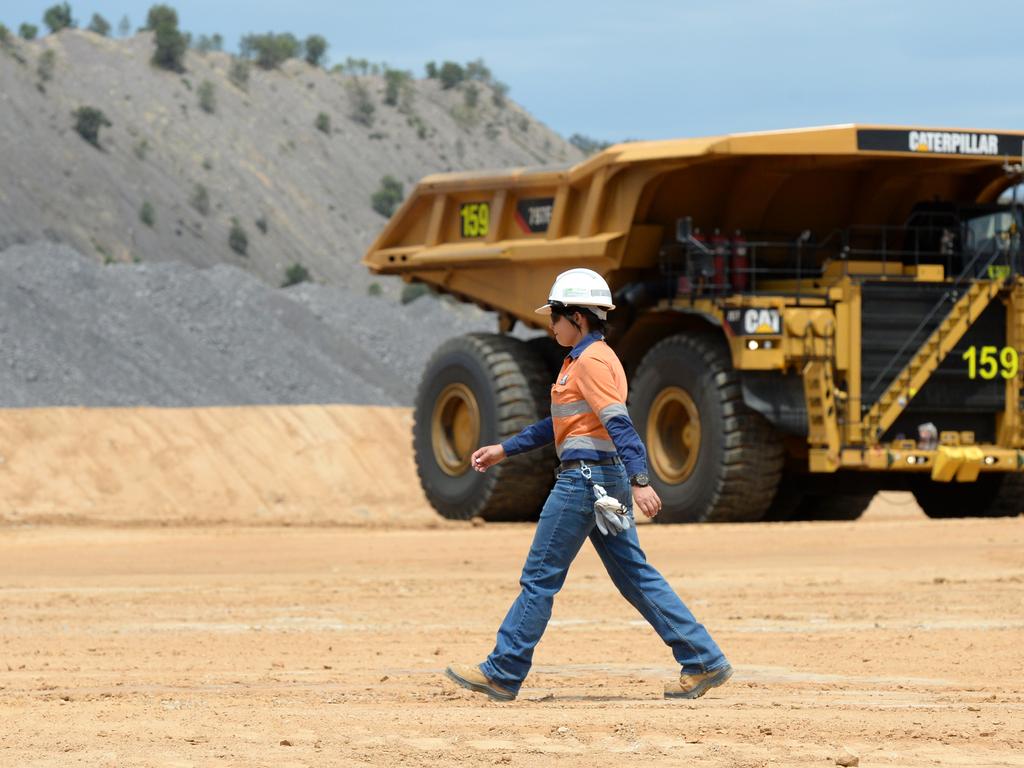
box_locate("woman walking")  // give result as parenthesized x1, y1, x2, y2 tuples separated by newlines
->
(446, 268, 733, 701)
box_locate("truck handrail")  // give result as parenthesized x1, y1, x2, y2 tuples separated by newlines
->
(866, 236, 1016, 396)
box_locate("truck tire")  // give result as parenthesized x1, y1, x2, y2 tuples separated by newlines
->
(984, 474, 1024, 517)
(629, 334, 784, 523)
(413, 333, 556, 521)
(912, 475, 1021, 518)
(761, 473, 804, 522)
(789, 492, 874, 521)
(765, 474, 874, 521)
(526, 335, 565, 382)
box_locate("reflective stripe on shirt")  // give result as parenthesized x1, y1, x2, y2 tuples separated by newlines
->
(598, 402, 630, 426)
(550, 399, 593, 418)
(557, 435, 616, 457)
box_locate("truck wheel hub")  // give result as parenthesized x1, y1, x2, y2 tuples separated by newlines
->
(432, 383, 481, 476)
(648, 386, 701, 484)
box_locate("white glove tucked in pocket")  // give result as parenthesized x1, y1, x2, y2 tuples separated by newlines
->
(592, 483, 632, 536)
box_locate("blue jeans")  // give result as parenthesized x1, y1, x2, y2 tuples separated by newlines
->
(480, 463, 729, 694)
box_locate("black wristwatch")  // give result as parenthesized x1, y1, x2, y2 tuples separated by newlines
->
(630, 472, 650, 488)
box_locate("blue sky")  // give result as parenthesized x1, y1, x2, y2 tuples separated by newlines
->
(4, 0, 1023, 142)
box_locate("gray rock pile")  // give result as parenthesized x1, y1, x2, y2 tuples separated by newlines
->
(0, 242, 535, 407)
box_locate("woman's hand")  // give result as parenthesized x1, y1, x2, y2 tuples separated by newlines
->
(632, 485, 662, 518)
(470, 444, 506, 472)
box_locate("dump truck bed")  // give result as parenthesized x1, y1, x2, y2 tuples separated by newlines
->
(364, 123, 1024, 327)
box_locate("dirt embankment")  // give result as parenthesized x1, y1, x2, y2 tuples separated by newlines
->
(0, 403, 930, 528)
(0, 404, 434, 526)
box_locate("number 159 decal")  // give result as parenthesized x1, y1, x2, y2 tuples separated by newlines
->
(460, 202, 490, 238)
(962, 345, 1019, 380)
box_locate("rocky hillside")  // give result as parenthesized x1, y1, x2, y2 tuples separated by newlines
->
(0, 29, 583, 295)
(0, 242, 524, 407)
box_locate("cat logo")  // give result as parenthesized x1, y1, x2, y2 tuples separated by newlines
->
(857, 128, 1022, 158)
(909, 130, 998, 155)
(726, 308, 781, 336)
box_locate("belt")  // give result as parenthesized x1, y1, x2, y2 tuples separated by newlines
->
(556, 456, 622, 476)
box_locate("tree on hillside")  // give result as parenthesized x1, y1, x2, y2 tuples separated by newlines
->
(43, 3, 75, 34)
(146, 4, 186, 72)
(195, 33, 222, 53)
(346, 79, 375, 126)
(37, 49, 56, 82)
(240, 32, 300, 69)
(19, 23, 38, 40)
(228, 57, 249, 90)
(87, 13, 111, 36)
(72, 106, 111, 148)
(569, 133, 612, 155)
(342, 56, 370, 75)
(425, 61, 437, 79)
(491, 80, 509, 108)
(401, 283, 432, 304)
(197, 79, 215, 113)
(304, 34, 327, 66)
(384, 68, 411, 107)
(465, 58, 491, 82)
(228, 218, 248, 255)
(139, 201, 156, 227)
(189, 184, 210, 215)
(282, 262, 312, 287)
(117, 14, 130, 37)
(371, 175, 404, 218)
(144, 5, 175, 30)
(438, 61, 464, 89)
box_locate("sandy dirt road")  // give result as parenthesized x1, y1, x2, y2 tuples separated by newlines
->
(2, 504, 1022, 767)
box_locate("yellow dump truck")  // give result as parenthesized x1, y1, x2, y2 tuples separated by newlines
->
(364, 124, 1024, 523)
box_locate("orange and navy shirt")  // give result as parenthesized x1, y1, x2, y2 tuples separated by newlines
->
(501, 332, 648, 477)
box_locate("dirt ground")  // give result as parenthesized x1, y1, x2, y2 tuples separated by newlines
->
(1, 406, 1022, 766)
(2, 501, 1022, 767)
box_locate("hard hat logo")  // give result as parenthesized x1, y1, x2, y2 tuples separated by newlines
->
(535, 268, 616, 318)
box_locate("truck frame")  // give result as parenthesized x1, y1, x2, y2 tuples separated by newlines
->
(364, 124, 1024, 523)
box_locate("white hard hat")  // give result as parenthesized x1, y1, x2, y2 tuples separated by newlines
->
(535, 268, 616, 320)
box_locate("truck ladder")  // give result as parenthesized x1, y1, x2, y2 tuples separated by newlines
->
(997, 278, 1024, 445)
(804, 360, 841, 468)
(864, 279, 1003, 441)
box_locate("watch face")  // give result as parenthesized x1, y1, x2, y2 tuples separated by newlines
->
(632, 473, 650, 487)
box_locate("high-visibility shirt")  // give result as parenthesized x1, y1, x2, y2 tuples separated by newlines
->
(501, 332, 648, 478)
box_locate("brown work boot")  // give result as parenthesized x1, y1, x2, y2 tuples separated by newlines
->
(664, 664, 733, 699)
(445, 663, 516, 702)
